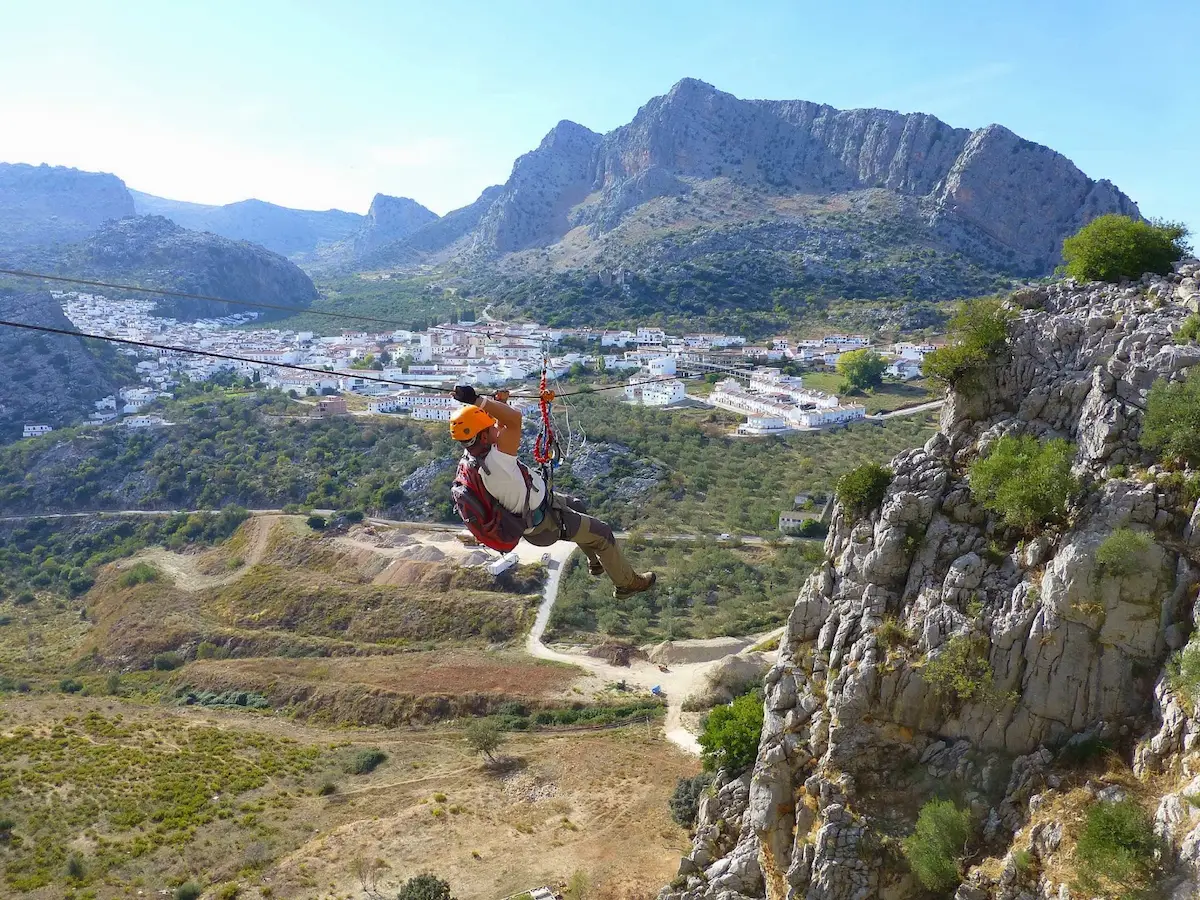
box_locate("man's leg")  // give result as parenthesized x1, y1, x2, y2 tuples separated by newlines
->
(554, 501, 650, 595)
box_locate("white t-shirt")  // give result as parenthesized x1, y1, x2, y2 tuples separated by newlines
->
(479, 447, 547, 515)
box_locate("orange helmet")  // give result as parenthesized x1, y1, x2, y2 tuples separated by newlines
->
(450, 404, 496, 442)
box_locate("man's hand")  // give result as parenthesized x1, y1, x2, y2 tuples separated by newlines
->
(452, 384, 478, 405)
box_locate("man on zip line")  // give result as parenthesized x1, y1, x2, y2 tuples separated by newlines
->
(449, 384, 656, 599)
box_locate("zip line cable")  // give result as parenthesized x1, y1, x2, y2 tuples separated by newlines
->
(0, 317, 706, 399)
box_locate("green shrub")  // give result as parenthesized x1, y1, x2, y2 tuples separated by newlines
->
(901, 799, 971, 892)
(698, 693, 763, 774)
(1177, 313, 1200, 345)
(339, 509, 365, 523)
(1142, 368, 1200, 467)
(348, 748, 387, 775)
(215, 884, 241, 900)
(1062, 214, 1189, 282)
(0, 816, 14, 834)
(836, 349, 887, 391)
(59, 677, 84, 694)
(968, 435, 1077, 531)
(1073, 799, 1160, 896)
(876, 617, 913, 652)
(1095, 528, 1153, 577)
(836, 463, 893, 517)
(1168, 638, 1200, 708)
(396, 873, 454, 900)
(14, 591, 35, 605)
(153, 651, 184, 671)
(317, 780, 337, 796)
(922, 297, 1014, 385)
(306, 515, 327, 530)
(174, 882, 204, 900)
(669, 772, 714, 828)
(66, 852, 86, 879)
(923, 634, 996, 706)
(105, 673, 121, 695)
(119, 562, 160, 588)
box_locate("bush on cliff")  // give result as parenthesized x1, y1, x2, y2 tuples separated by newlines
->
(1142, 368, 1200, 467)
(698, 693, 763, 774)
(1073, 799, 1161, 897)
(835, 463, 893, 518)
(669, 772, 714, 828)
(968, 435, 1077, 532)
(902, 799, 971, 892)
(922, 297, 1014, 385)
(1062, 214, 1189, 283)
(1095, 528, 1152, 577)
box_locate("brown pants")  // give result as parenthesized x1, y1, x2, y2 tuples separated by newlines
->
(523, 494, 639, 591)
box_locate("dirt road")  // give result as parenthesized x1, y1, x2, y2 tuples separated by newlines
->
(521, 539, 779, 756)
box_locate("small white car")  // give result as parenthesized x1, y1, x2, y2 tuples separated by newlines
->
(541, 552, 552, 564)
(717, 533, 732, 541)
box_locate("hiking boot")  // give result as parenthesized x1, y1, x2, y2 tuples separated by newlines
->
(613, 571, 656, 600)
(587, 558, 605, 577)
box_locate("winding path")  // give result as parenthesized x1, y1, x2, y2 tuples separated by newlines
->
(518, 539, 778, 756)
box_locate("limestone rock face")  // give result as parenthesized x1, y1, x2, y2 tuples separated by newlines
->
(0, 162, 134, 251)
(661, 266, 1200, 900)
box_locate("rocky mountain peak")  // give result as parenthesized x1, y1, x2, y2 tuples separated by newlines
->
(0, 162, 135, 252)
(663, 262, 1200, 900)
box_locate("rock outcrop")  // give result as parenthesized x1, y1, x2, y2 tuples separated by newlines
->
(43, 215, 320, 320)
(662, 262, 1200, 900)
(0, 162, 134, 252)
(0, 290, 130, 441)
(369, 79, 1136, 288)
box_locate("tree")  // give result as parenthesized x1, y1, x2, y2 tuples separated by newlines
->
(465, 719, 504, 762)
(669, 773, 714, 827)
(922, 297, 1015, 385)
(1062, 214, 1189, 283)
(1142, 368, 1200, 466)
(968, 435, 1077, 531)
(902, 799, 971, 892)
(396, 874, 454, 900)
(836, 349, 887, 391)
(1073, 800, 1161, 897)
(697, 693, 763, 774)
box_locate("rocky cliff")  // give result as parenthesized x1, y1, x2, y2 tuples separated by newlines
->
(361, 79, 1139, 327)
(0, 162, 135, 252)
(663, 262, 1200, 900)
(0, 290, 132, 441)
(130, 191, 364, 258)
(42, 215, 319, 320)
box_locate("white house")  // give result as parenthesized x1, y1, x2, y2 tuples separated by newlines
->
(601, 330, 635, 348)
(123, 415, 169, 429)
(22, 424, 52, 438)
(736, 416, 790, 435)
(887, 359, 924, 380)
(641, 379, 686, 406)
(412, 406, 453, 422)
(636, 327, 667, 347)
(779, 510, 821, 532)
(94, 396, 117, 411)
(647, 356, 677, 377)
(794, 405, 867, 428)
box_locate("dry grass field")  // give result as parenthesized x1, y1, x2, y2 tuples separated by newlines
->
(0, 695, 697, 900)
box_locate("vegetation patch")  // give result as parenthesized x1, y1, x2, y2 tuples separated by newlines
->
(1142, 368, 1200, 467)
(669, 772, 714, 828)
(0, 711, 320, 893)
(347, 748, 387, 775)
(698, 693, 763, 774)
(923, 634, 1003, 708)
(902, 799, 971, 893)
(547, 541, 821, 644)
(835, 462, 893, 518)
(1072, 799, 1161, 898)
(922, 297, 1014, 386)
(968, 435, 1077, 532)
(1061, 214, 1189, 283)
(1095, 528, 1153, 577)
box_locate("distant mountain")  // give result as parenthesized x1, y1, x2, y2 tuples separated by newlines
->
(0, 289, 132, 442)
(358, 79, 1140, 328)
(354, 186, 503, 270)
(38, 215, 319, 320)
(130, 191, 364, 258)
(308, 193, 440, 269)
(0, 163, 135, 253)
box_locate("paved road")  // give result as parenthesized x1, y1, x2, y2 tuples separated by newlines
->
(868, 398, 945, 420)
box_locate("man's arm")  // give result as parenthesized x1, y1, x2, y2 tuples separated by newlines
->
(477, 396, 523, 455)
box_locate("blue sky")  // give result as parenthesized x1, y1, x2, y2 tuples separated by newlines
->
(1, 0, 1194, 236)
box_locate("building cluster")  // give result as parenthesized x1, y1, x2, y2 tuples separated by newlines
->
(43, 290, 936, 441)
